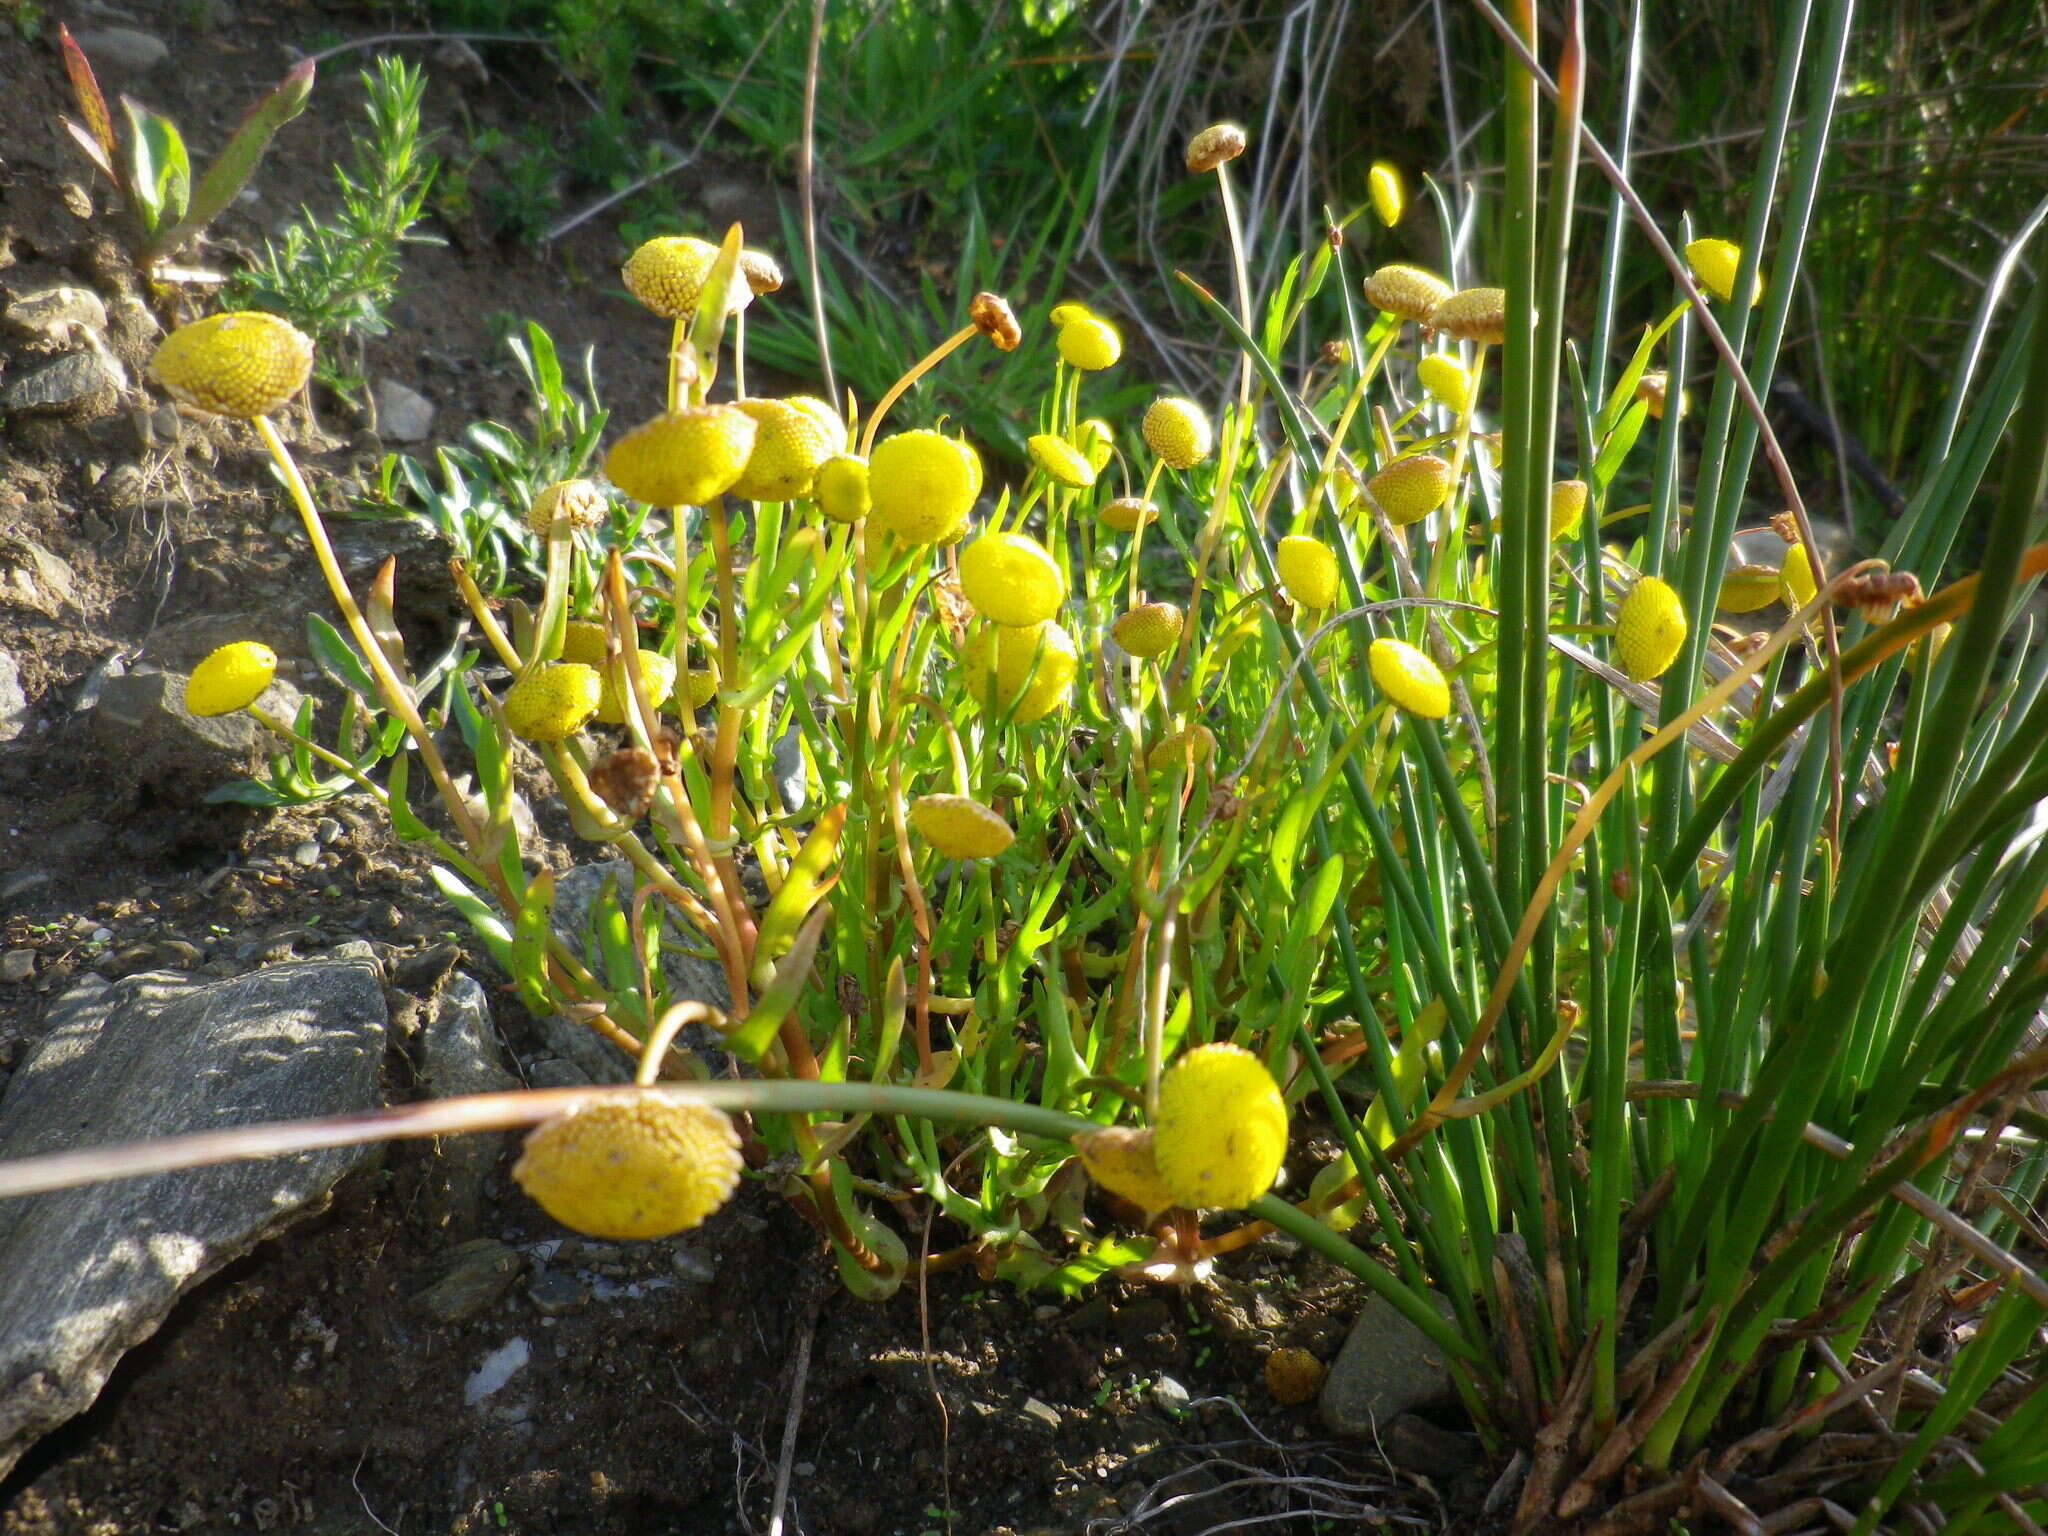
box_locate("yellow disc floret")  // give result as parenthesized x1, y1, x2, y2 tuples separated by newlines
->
(1431, 287, 1508, 344)
(1111, 602, 1184, 659)
(595, 651, 677, 725)
(968, 620, 1078, 723)
(1718, 565, 1782, 613)
(1152, 1043, 1289, 1211)
(1142, 397, 1214, 470)
(1075, 1126, 1179, 1217)
(1027, 433, 1096, 489)
(1369, 160, 1405, 227)
(526, 479, 609, 537)
(605, 407, 758, 507)
(513, 1097, 743, 1241)
(1616, 576, 1688, 683)
(559, 619, 609, 666)
(1057, 314, 1121, 371)
(185, 641, 277, 717)
(909, 794, 1015, 860)
(959, 532, 1066, 627)
(1369, 638, 1451, 719)
(1549, 479, 1589, 542)
(1780, 543, 1819, 610)
(1367, 454, 1454, 526)
(728, 397, 843, 501)
(149, 311, 313, 419)
(1275, 535, 1340, 610)
(1417, 354, 1473, 416)
(813, 454, 871, 523)
(1146, 723, 1218, 775)
(1100, 497, 1159, 533)
(1685, 237, 1761, 307)
(868, 430, 981, 543)
(621, 236, 744, 321)
(503, 662, 603, 743)
(1362, 264, 1451, 325)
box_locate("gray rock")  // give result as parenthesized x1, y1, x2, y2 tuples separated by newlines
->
(88, 667, 301, 806)
(525, 1267, 589, 1317)
(290, 841, 321, 867)
(0, 957, 387, 1479)
(2, 286, 108, 349)
(0, 650, 27, 742)
(71, 27, 169, 71)
(0, 350, 123, 416)
(373, 379, 436, 443)
(1, 952, 33, 984)
(1319, 1293, 1460, 1439)
(414, 1238, 524, 1325)
(547, 862, 731, 1083)
(526, 1057, 589, 1089)
(1149, 1375, 1191, 1414)
(0, 540, 78, 619)
(413, 973, 518, 1234)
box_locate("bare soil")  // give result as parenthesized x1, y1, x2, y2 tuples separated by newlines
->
(0, 8, 1433, 1532)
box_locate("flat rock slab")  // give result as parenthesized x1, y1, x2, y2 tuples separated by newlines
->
(0, 957, 388, 1480)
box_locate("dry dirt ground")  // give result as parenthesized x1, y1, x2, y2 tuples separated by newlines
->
(0, 7, 1440, 1532)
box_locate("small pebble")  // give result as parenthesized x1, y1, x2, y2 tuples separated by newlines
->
(527, 1268, 590, 1317)
(316, 817, 344, 844)
(291, 842, 321, 867)
(671, 1246, 717, 1285)
(1, 950, 34, 983)
(91, 927, 113, 945)
(1021, 1397, 1062, 1430)
(1151, 1376, 1192, 1414)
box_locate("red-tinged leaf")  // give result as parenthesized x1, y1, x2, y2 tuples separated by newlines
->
(144, 58, 314, 261)
(61, 117, 116, 182)
(58, 25, 121, 188)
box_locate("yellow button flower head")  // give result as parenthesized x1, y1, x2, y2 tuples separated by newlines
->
(1275, 535, 1340, 610)
(1636, 370, 1684, 421)
(909, 794, 1015, 860)
(682, 659, 721, 710)
(1101, 496, 1159, 533)
(1362, 264, 1451, 324)
(1028, 433, 1097, 490)
(1549, 479, 1589, 542)
(1142, 397, 1214, 470)
(1185, 122, 1248, 174)
(968, 620, 1078, 723)
(1616, 576, 1688, 682)
(185, 641, 277, 717)
(813, 453, 871, 523)
(513, 1098, 743, 1241)
(728, 397, 843, 501)
(559, 619, 609, 666)
(503, 662, 603, 743)
(1369, 638, 1451, 719)
(1717, 564, 1782, 613)
(622, 236, 745, 320)
(525, 479, 609, 537)
(1367, 454, 1454, 526)
(1049, 302, 1094, 329)
(1074, 1126, 1179, 1217)
(1057, 314, 1121, 371)
(149, 311, 313, 418)
(959, 532, 1066, 627)
(1369, 160, 1405, 227)
(1111, 602, 1184, 659)
(1265, 1347, 1327, 1405)
(606, 406, 758, 507)
(1431, 287, 1508, 345)
(1685, 237, 1762, 307)
(1417, 354, 1473, 416)
(1074, 417, 1115, 472)
(595, 651, 677, 725)
(1147, 723, 1217, 775)
(869, 429, 982, 543)
(1780, 543, 1819, 610)
(1152, 1043, 1289, 1210)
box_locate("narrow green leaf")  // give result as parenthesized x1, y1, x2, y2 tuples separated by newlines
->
(147, 58, 313, 257)
(509, 869, 557, 1016)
